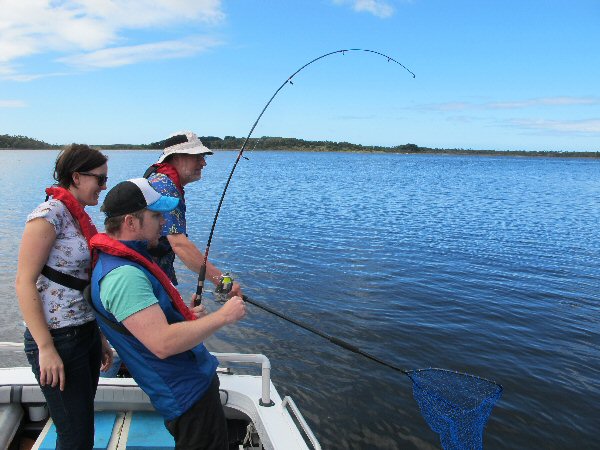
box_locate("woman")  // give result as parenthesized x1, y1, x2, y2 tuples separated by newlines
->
(15, 144, 113, 449)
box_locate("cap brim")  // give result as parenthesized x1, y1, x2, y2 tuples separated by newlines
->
(156, 145, 213, 163)
(147, 195, 180, 212)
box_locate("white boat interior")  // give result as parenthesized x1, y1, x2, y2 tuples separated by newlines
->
(0, 344, 320, 450)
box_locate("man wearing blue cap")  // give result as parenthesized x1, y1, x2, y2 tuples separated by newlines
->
(90, 178, 246, 449)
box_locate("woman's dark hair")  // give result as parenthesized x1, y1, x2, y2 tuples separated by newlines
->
(54, 144, 108, 188)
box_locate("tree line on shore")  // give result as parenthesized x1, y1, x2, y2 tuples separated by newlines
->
(0, 134, 58, 149)
(1, 133, 598, 158)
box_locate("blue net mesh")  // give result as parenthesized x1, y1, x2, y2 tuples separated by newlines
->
(406, 368, 502, 450)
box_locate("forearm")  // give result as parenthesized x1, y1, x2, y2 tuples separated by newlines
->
(167, 234, 223, 285)
(124, 305, 233, 359)
(157, 312, 229, 357)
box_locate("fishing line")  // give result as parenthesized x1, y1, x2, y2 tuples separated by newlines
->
(195, 48, 415, 302)
(243, 136, 262, 160)
(242, 295, 499, 382)
(241, 295, 407, 374)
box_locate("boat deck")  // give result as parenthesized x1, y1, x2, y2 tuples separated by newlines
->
(0, 352, 321, 450)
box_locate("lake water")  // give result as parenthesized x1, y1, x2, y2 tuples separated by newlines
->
(1, 150, 598, 449)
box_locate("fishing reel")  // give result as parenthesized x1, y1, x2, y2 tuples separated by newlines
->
(214, 272, 233, 302)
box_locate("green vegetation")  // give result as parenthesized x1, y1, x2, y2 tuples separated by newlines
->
(1, 133, 598, 158)
(0, 134, 59, 149)
(184, 136, 600, 158)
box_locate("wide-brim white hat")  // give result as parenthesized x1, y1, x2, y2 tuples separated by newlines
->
(156, 131, 213, 163)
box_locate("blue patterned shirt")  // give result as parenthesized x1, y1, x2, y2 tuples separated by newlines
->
(147, 173, 185, 284)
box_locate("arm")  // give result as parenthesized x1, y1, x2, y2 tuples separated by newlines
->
(152, 174, 243, 296)
(167, 233, 221, 283)
(100, 266, 246, 359)
(122, 295, 246, 359)
(167, 233, 243, 296)
(15, 219, 66, 390)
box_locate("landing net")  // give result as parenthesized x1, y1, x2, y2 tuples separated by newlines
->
(406, 368, 502, 450)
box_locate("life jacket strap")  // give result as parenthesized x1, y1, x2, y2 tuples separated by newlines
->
(41, 265, 89, 292)
(82, 285, 132, 336)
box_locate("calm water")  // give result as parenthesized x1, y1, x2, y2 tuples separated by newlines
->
(1, 150, 598, 449)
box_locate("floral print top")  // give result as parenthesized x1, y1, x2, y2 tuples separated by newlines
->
(27, 200, 95, 329)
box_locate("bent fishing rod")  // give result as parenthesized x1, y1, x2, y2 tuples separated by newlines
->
(194, 48, 415, 305)
(191, 53, 503, 444)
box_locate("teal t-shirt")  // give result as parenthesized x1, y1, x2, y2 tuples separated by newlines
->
(100, 265, 158, 322)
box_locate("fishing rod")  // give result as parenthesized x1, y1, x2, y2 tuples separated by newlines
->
(195, 48, 415, 304)
(242, 295, 501, 388)
(191, 50, 503, 447)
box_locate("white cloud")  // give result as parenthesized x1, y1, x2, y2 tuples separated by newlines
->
(0, 0, 224, 77)
(511, 119, 600, 134)
(0, 100, 27, 108)
(419, 102, 471, 112)
(0, 63, 68, 81)
(60, 36, 222, 69)
(333, 0, 395, 18)
(2, 73, 54, 82)
(419, 97, 600, 112)
(488, 97, 600, 109)
(354, 0, 394, 18)
(427, 99, 600, 136)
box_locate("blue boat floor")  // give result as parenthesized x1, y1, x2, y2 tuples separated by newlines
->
(35, 410, 175, 449)
(124, 411, 175, 449)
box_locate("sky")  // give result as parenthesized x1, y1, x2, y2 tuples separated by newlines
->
(1, 0, 599, 152)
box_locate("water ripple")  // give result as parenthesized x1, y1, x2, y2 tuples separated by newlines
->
(1, 150, 598, 449)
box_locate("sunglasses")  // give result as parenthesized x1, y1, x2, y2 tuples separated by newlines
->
(79, 172, 108, 186)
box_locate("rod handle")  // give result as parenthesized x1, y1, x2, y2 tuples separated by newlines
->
(194, 265, 206, 305)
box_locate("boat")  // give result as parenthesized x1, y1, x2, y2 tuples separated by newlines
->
(0, 342, 321, 450)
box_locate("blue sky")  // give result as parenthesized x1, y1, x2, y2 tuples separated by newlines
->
(1, 0, 599, 151)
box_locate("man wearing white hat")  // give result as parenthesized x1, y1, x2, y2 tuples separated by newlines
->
(143, 132, 242, 297)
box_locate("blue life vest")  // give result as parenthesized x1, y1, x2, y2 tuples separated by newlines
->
(90, 240, 218, 420)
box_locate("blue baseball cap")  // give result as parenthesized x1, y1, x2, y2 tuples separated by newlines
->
(101, 178, 179, 218)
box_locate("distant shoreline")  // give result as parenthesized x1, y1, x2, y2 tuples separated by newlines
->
(2, 147, 599, 159)
(1, 134, 598, 158)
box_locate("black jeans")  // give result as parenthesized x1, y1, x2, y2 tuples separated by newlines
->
(24, 321, 102, 450)
(165, 375, 228, 450)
